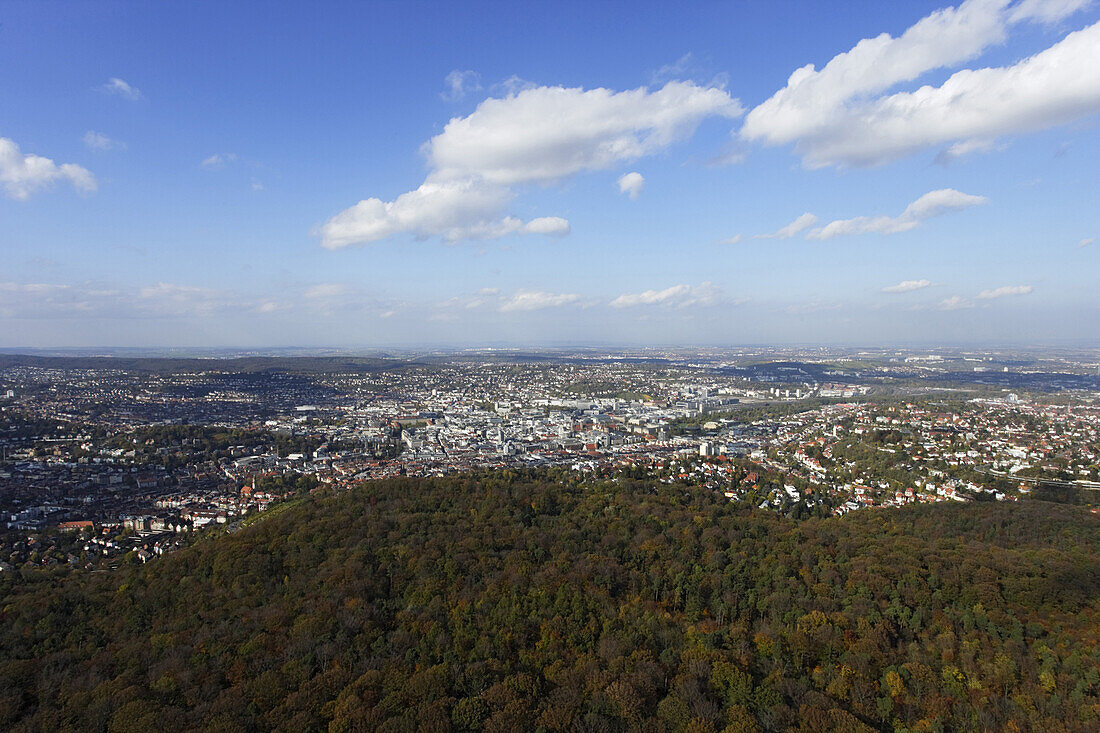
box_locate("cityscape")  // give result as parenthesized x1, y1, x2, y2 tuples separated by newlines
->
(3, 0, 1100, 730)
(3, 348, 1097, 569)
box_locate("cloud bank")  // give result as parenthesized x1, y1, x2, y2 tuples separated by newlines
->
(742, 0, 1100, 167)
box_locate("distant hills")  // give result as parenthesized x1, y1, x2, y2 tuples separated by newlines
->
(1, 470, 1096, 731)
(0, 354, 415, 374)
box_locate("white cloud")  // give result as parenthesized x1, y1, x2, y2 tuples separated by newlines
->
(808, 189, 987, 240)
(938, 295, 974, 310)
(786, 301, 842, 315)
(100, 77, 142, 100)
(977, 284, 1033, 298)
(0, 282, 68, 294)
(83, 131, 125, 152)
(494, 75, 538, 96)
(651, 53, 694, 84)
(441, 70, 482, 101)
(499, 290, 580, 312)
(934, 138, 998, 165)
(0, 137, 97, 200)
(304, 283, 349, 299)
(138, 282, 207, 300)
(742, 1, 1100, 167)
(618, 171, 645, 199)
(756, 212, 818, 239)
(718, 234, 743, 245)
(706, 145, 748, 167)
(201, 153, 237, 170)
(522, 216, 571, 236)
(1010, 0, 1093, 24)
(610, 282, 725, 309)
(429, 81, 741, 186)
(321, 178, 515, 247)
(320, 81, 741, 248)
(1079, 237, 1095, 247)
(882, 279, 932, 293)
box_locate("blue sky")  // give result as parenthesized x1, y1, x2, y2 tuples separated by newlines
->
(2, 0, 1098, 348)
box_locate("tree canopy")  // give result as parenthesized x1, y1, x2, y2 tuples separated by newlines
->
(0, 469, 1097, 731)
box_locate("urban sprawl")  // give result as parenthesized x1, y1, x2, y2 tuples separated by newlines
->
(2, 348, 1098, 571)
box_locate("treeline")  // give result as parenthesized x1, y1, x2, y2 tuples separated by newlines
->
(0, 470, 1097, 731)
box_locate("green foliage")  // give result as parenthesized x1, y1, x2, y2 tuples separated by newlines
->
(0, 470, 1097, 731)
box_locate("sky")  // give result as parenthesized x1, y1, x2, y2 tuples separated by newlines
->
(2, 0, 1099, 348)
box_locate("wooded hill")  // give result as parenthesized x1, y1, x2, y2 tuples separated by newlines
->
(1, 470, 1097, 732)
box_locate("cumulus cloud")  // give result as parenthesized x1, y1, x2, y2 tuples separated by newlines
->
(756, 212, 818, 239)
(609, 282, 725, 309)
(0, 137, 97, 200)
(807, 189, 986, 240)
(321, 178, 515, 247)
(441, 70, 482, 101)
(428, 81, 741, 185)
(718, 234, 743, 245)
(618, 171, 645, 199)
(742, 0, 1100, 167)
(83, 131, 124, 152)
(977, 284, 1033, 298)
(882, 279, 932, 293)
(499, 290, 580, 312)
(321, 80, 742, 248)
(201, 153, 237, 170)
(100, 77, 142, 100)
(522, 216, 571, 236)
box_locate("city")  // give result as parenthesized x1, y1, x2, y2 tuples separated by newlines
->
(3, 348, 1097, 570)
(4, 0, 1100, 729)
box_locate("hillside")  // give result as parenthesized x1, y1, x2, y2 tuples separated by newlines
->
(1, 471, 1098, 731)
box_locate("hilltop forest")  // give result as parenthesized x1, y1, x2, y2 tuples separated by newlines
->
(0, 470, 1098, 732)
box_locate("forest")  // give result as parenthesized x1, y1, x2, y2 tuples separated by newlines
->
(0, 469, 1097, 732)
